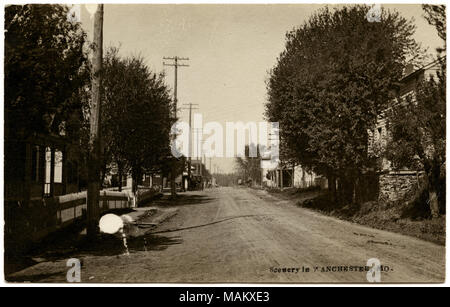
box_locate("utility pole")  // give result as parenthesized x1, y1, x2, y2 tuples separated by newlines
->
(181, 103, 198, 189)
(163, 56, 189, 196)
(87, 4, 103, 239)
(163, 56, 189, 117)
(193, 128, 203, 178)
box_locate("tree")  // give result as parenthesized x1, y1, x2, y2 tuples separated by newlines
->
(235, 144, 262, 186)
(265, 5, 422, 203)
(385, 60, 445, 218)
(384, 6, 446, 217)
(159, 155, 186, 193)
(422, 4, 446, 50)
(101, 48, 173, 194)
(214, 173, 239, 187)
(101, 47, 129, 191)
(4, 4, 90, 184)
(5, 4, 88, 138)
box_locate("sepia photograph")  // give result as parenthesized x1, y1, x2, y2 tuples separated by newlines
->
(2, 1, 447, 286)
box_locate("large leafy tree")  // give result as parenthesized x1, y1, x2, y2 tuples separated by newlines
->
(4, 4, 89, 182)
(101, 48, 173, 193)
(101, 48, 129, 189)
(5, 4, 88, 137)
(266, 5, 422, 203)
(422, 4, 446, 51)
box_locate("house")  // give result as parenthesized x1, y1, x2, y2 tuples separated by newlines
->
(4, 132, 80, 202)
(368, 60, 442, 202)
(292, 165, 326, 189)
(261, 157, 326, 189)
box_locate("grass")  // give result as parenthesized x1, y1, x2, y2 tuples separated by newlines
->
(265, 185, 321, 195)
(300, 193, 445, 245)
(266, 187, 445, 245)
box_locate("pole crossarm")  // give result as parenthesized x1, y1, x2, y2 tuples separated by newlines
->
(162, 55, 190, 118)
(163, 63, 190, 67)
(163, 56, 189, 60)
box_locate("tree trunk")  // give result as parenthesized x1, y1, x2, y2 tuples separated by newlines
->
(132, 173, 137, 195)
(132, 168, 141, 195)
(353, 175, 360, 204)
(339, 175, 354, 204)
(426, 163, 441, 218)
(327, 174, 336, 202)
(170, 166, 177, 198)
(118, 163, 123, 192)
(100, 164, 107, 189)
(429, 189, 439, 219)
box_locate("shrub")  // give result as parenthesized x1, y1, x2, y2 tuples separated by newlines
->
(401, 188, 432, 220)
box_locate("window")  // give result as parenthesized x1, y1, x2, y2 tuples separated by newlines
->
(45, 147, 52, 195)
(54, 151, 63, 183)
(44, 148, 63, 195)
(377, 127, 384, 141)
(31, 145, 40, 182)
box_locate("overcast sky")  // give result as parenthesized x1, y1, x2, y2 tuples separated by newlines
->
(80, 4, 444, 173)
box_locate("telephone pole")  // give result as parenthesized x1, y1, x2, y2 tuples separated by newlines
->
(193, 128, 203, 176)
(163, 56, 189, 117)
(181, 103, 198, 189)
(87, 4, 103, 239)
(163, 56, 189, 196)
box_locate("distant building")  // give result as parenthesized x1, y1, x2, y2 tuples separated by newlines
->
(292, 166, 326, 189)
(105, 164, 165, 192)
(261, 157, 325, 189)
(190, 159, 211, 190)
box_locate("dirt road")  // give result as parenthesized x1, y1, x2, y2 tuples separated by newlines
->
(8, 187, 445, 283)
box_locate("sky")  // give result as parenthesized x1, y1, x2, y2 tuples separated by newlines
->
(80, 4, 444, 173)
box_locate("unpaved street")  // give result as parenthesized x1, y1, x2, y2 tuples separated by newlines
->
(8, 187, 445, 283)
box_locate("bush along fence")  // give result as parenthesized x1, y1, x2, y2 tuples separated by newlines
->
(135, 186, 159, 206)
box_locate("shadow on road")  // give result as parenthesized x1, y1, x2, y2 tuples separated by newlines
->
(6, 193, 211, 279)
(5, 229, 182, 279)
(148, 193, 215, 207)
